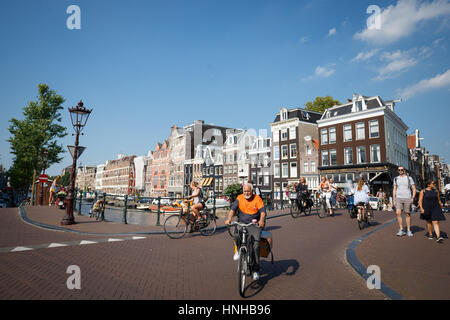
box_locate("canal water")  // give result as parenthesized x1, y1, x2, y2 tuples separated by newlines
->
(74, 200, 163, 226)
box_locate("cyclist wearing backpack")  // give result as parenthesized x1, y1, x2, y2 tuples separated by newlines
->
(393, 166, 416, 237)
(186, 181, 206, 222)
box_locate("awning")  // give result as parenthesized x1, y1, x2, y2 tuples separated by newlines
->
(204, 177, 213, 186)
(200, 178, 206, 187)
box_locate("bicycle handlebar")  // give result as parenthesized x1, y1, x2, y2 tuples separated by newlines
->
(228, 221, 258, 228)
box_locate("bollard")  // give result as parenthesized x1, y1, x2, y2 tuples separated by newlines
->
(213, 194, 216, 219)
(122, 194, 128, 224)
(77, 190, 83, 215)
(280, 189, 284, 210)
(101, 192, 106, 221)
(156, 196, 161, 226)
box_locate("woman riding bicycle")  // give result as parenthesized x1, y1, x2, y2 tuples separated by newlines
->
(186, 181, 205, 222)
(296, 177, 309, 211)
(354, 178, 371, 221)
(319, 176, 334, 216)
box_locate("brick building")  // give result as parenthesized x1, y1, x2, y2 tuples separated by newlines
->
(102, 154, 136, 195)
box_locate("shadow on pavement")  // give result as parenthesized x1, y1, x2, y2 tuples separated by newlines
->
(243, 259, 300, 299)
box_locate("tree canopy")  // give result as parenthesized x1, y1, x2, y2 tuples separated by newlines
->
(7, 84, 67, 192)
(304, 96, 342, 114)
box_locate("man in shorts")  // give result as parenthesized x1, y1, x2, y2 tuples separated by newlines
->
(393, 166, 416, 237)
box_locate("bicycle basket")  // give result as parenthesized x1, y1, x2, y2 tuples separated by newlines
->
(260, 231, 273, 262)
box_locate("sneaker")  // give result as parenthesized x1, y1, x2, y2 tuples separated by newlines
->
(407, 230, 413, 237)
(428, 234, 434, 240)
(252, 272, 260, 281)
(437, 237, 444, 243)
(233, 252, 240, 261)
(396, 229, 406, 237)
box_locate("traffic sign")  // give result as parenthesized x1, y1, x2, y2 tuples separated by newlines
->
(67, 145, 86, 160)
(38, 174, 48, 183)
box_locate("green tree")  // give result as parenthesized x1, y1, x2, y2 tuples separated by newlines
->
(58, 171, 71, 187)
(7, 84, 67, 192)
(223, 183, 243, 203)
(305, 96, 341, 114)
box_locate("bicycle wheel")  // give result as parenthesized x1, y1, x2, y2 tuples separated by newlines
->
(304, 201, 312, 216)
(368, 207, 374, 225)
(290, 201, 300, 218)
(318, 201, 327, 218)
(358, 210, 365, 230)
(200, 212, 217, 236)
(164, 214, 188, 239)
(238, 247, 247, 298)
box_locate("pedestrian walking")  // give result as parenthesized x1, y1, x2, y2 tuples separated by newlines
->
(393, 166, 416, 237)
(418, 180, 446, 243)
(48, 176, 60, 206)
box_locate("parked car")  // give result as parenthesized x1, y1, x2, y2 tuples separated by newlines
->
(152, 198, 172, 206)
(205, 198, 230, 210)
(0, 199, 7, 208)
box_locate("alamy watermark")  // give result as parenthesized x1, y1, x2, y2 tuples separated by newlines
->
(366, 5, 381, 30)
(366, 265, 381, 290)
(66, 265, 81, 290)
(66, 5, 81, 30)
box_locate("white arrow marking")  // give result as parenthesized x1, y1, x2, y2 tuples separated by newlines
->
(79, 240, 97, 245)
(48, 243, 68, 248)
(10, 247, 33, 252)
(132, 236, 146, 240)
(108, 238, 124, 242)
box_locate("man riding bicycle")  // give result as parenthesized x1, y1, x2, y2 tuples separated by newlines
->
(225, 183, 266, 281)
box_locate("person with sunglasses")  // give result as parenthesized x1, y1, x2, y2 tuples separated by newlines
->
(393, 166, 416, 237)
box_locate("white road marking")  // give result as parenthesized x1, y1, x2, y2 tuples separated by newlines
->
(10, 247, 33, 252)
(79, 240, 97, 245)
(48, 243, 68, 248)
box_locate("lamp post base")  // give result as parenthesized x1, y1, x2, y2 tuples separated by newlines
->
(61, 219, 77, 226)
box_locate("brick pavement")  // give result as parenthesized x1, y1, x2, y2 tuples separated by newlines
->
(0, 205, 447, 299)
(356, 211, 450, 299)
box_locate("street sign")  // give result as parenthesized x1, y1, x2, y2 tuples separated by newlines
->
(38, 174, 48, 183)
(67, 145, 86, 159)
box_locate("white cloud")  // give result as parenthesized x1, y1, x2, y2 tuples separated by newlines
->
(397, 69, 450, 99)
(328, 28, 337, 37)
(374, 49, 418, 81)
(354, 0, 450, 45)
(351, 49, 380, 62)
(302, 65, 336, 81)
(315, 65, 335, 78)
(299, 36, 308, 44)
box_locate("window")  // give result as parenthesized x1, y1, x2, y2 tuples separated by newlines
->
(282, 163, 289, 178)
(330, 149, 337, 165)
(321, 129, 328, 145)
(264, 175, 269, 185)
(274, 164, 280, 178)
(355, 100, 363, 112)
(281, 110, 288, 121)
(329, 127, 336, 144)
(274, 147, 280, 160)
(344, 124, 352, 142)
(282, 145, 289, 159)
(356, 122, 365, 140)
(289, 127, 296, 139)
(290, 144, 297, 158)
(357, 146, 366, 164)
(346, 173, 354, 182)
(311, 161, 316, 172)
(369, 120, 379, 138)
(273, 130, 279, 142)
(290, 162, 297, 178)
(322, 150, 329, 166)
(370, 145, 381, 163)
(304, 162, 309, 173)
(281, 129, 288, 141)
(344, 147, 353, 165)
(306, 145, 312, 155)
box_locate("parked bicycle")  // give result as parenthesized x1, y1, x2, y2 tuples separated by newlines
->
(164, 200, 216, 239)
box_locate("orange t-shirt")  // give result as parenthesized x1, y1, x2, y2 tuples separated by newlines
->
(231, 194, 266, 223)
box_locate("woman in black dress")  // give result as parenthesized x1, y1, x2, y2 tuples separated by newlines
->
(418, 180, 446, 243)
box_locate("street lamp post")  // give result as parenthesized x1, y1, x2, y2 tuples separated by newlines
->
(62, 101, 92, 225)
(39, 149, 48, 206)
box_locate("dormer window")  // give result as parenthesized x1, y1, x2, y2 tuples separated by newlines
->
(281, 108, 288, 121)
(356, 101, 363, 112)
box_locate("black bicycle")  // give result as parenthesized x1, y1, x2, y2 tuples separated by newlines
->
(228, 221, 259, 298)
(164, 206, 216, 239)
(356, 202, 374, 230)
(318, 192, 335, 218)
(290, 193, 312, 218)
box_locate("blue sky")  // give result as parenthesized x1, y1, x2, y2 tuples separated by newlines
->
(1, 0, 449, 176)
